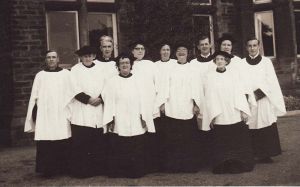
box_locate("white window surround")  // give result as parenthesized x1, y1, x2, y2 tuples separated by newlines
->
(253, 0, 272, 4)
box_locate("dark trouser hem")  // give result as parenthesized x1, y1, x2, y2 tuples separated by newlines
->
(107, 133, 147, 178)
(69, 124, 108, 178)
(251, 123, 282, 159)
(162, 116, 199, 173)
(36, 138, 71, 176)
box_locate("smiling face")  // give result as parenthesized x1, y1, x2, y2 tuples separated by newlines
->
(214, 55, 228, 70)
(176, 46, 188, 63)
(198, 38, 211, 56)
(160, 44, 171, 61)
(220, 40, 233, 54)
(80, 54, 96, 65)
(118, 57, 131, 76)
(132, 44, 145, 61)
(247, 39, 260, 57)
(45, 51, 59, 70)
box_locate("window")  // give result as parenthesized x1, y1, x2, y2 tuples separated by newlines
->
(46, 11, 79, 68)
(192, 14, 214, 55)
(253, 0, 272, 4)
(46, 11, 118, 67)
(88, 12, 118, 57)
(254, 11, 276, 57)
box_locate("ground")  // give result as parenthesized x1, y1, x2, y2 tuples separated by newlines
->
(1, 114, 300, 186)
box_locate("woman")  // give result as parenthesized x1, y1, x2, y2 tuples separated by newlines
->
(24, 50, 78, 177)
(217, 34, 242, 72)
(102, 53, 155, 178)
(130, 40, 159, 172)
(69, 46, 108, 178)
(203, 50, 255, 174)
(153, 43, 176, 170)
(157, 42, 202, 173)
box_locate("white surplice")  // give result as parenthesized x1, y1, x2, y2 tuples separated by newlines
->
(202, 69, 251, 131)
(69, 62, 107, 129)
(24, 69, 79, 140)
(131, 59, 158, 126)
(240, 56, 286, 129)
(159, 62, 203, 120)
(102, 74, 155, 136)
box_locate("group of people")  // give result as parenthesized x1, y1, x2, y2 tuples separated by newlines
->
(24, 34, 286, 179)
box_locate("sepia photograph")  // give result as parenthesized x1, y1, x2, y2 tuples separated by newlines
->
(0, 0, 300, 186)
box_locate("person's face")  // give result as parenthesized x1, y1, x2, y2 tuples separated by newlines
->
(247, 39, 260, 57)
(220, 40, 232, 54)
(132, 44, 145, 60)
(118, 58, 131, 75)
(198, 38, 211, 56)
(160, 45, 171, 60)
(215, 55, 228, 69)
(100, 41, 113, 58)
(176, 47, 188, 63)
(80, 54, 96, 64)
(45, 51, 59, 69)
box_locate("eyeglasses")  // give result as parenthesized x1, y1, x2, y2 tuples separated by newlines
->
(134, 47, 145, 51)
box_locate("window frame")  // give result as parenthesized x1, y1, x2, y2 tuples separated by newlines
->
(88, 12, 118, 57)
(192, 14, 214, 55)
(46, 10, 80, 68)
(254, 10, 276, 58)
(253, 0, 272, 4)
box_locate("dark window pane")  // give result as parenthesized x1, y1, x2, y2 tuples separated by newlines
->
(255, 11, 276, 57)
(46, 11, 79, 66)
(193, 15, 214, 55)
(87, 13, 114, 54)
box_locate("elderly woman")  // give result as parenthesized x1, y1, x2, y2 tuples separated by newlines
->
(203, 51, 254, 174)
(157, 42, 202, 173)
(102, 53, 155, 178)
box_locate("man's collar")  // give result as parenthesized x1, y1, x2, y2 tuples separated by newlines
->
(249, 52, 259, 59)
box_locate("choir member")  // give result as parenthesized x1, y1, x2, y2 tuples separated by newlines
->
(69, 46, 108, 178)
(24, 50, 79, 177)
(102, 53, 155, 178)
(130, 40, 159, 173)
(157, 42, 202, 173)
(240, 37, 286, 163)
(203, 51, 255, 174)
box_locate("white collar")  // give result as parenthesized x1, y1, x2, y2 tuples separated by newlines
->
(201, 53, 211, 58)
(249, 53, 259, 59)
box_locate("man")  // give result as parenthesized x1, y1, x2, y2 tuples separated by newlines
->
(190, 35, 216, 112)
(190, 36, 216, 167)
(95, 36, 118, 80)
(240, 37, 286, 163)
(97, 37, 114, 62)
(24, 50, 79, 177)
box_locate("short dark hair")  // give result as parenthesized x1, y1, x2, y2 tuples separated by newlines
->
(246, 36, 260, 45)
(198, 35, 210, 44)
(45, 50, 58, 56)
(115, 53, 135, 70)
